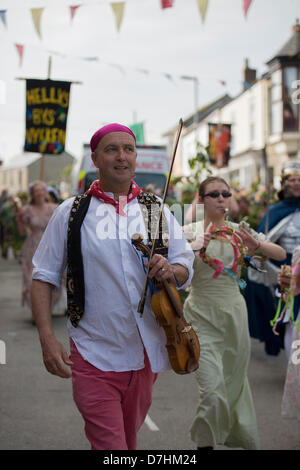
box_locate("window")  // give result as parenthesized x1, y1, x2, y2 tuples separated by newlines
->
(270, 70, 283, 135)
(249, 99, 255, 142)
(283, 66, 299, 132)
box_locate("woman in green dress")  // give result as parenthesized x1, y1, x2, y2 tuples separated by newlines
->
(183, 176, 286, 450)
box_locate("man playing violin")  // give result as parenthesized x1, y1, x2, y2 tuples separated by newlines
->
(31, 123, 194, 450)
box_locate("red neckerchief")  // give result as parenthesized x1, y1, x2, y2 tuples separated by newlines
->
(86, 179, 143, 216)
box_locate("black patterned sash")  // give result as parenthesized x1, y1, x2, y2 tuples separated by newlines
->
(66, 191, 169, 327)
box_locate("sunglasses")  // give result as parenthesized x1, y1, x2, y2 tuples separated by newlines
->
(203, 191, 232, 199)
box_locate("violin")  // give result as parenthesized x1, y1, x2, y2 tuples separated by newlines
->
(135, 119, 200, 375)
(132, 233, 200, 374)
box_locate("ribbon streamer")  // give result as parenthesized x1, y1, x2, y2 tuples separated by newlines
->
(270, 265, 300, 334)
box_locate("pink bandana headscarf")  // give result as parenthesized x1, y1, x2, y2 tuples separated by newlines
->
(90, 123, 136, 152)
(87, 123, 141, 215)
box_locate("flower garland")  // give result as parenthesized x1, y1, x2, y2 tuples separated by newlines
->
(199, 224, 248, 289)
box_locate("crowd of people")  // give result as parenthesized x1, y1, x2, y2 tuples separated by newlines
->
(1, 124, 300, 450)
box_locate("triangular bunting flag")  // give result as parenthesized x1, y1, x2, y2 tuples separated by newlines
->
(70, 5, 81, 23)
(161, 0, 174, 9)
(243, 0, 252, 18)
(197, 0, 208, 23)
(243, 81, 251, 90)
(30, 8, 44, 39)
(110, 2, 125, 32)
(0, 9, 7, 27)
(15, 44, 24, 67)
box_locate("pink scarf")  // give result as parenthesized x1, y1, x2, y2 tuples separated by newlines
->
(86, 179, 143, 216)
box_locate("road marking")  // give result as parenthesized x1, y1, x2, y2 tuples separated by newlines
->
(144, 414, 159, 432)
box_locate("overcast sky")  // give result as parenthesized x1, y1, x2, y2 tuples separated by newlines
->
(0, 0, 299, 163)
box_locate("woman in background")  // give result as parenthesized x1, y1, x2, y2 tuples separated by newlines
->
(183, 176, 286, 450)
(16, 181, 60, 320)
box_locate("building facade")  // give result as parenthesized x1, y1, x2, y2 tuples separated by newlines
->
(0, 151, 75, 193)
(165, 21, 300, 190)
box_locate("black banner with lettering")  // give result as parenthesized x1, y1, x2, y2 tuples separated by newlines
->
(25, 79, 71, 154)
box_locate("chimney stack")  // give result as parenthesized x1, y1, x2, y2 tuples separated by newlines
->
(243, 58, 256, 90)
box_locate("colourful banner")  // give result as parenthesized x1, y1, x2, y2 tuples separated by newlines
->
(129, 122, 145, 144)
(208, 123, 231, 168)
(25, 79, 71, 154)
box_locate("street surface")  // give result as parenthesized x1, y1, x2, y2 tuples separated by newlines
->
(0, 257, 299, 450)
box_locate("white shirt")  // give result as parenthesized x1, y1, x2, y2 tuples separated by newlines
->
(32, 195, 194, 373)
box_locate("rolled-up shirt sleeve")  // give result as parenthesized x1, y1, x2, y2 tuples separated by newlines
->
(32, 198, 74, 288)
(163, 205, 194, 290)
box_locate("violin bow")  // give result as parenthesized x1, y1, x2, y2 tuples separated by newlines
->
(138, 118, 183, 315)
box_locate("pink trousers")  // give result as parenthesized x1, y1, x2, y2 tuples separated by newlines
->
(70, 339, 158, 450)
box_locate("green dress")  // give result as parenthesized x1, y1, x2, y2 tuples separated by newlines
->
(183, 221, 259, 449)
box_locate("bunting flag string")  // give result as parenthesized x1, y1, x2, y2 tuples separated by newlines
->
(10, 36, 230, 90)
(197, 0, 209, 24)
(243, 0, 253, 18)
(30, 7, 44, 39)
(0, 9, 7, 27)
(70, 5, 81, 24)
(0, 1, 257, 39)
(110, 2, 125, 32)
(15, 43, 24, 67)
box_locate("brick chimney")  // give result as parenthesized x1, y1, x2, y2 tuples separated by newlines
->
(243, 58, 256, 90)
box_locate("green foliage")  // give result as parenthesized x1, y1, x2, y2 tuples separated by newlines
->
(234, 181, 278, 230)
